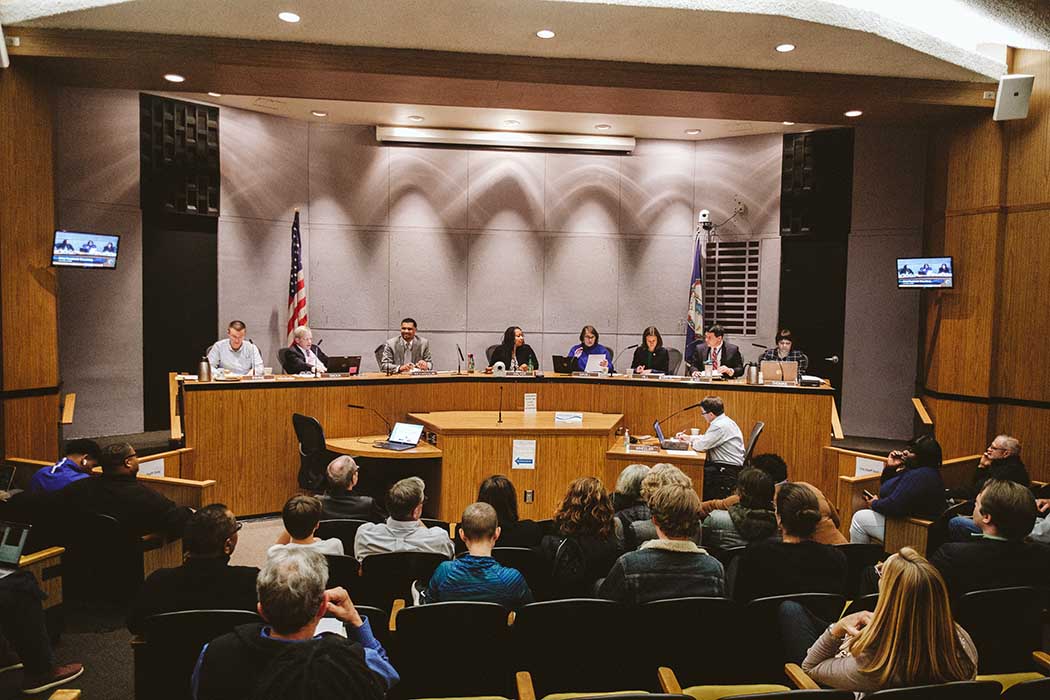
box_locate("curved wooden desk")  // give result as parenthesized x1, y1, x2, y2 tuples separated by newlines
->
(327, 435, 442, 459)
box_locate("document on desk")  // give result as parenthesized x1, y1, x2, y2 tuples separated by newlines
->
(554, 412, 583, 424)
(665, 449, 697, 456)
(524, 393, 537, 414)
(512, 439, 536, 470)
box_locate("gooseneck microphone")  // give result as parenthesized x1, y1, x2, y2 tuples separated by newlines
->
(613, 344, 639, 373)
(655, 402, 704, 435)
(497, 386, 504, 424)
(347, 404, 392, 435)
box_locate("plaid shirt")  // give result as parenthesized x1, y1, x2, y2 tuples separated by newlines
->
(759, 348, 809, 373)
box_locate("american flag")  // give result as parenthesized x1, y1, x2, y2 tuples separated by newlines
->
(286, 210, 307, 345)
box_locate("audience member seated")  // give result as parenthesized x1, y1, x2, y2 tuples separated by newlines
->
(319, 456, 383, 522)
(598, 484, 725, 604)
(932, 480, 1050, 599)
(128, 504, 259, 633)
(701, 453, 846, 545)
(269, 495, 345, 557)
(628, 464, 695, 548)
(354, 477, 454, 561)
(948, 434, 1030, 540)
(423, 502, 533, 607)
(540, 477, 623, 597)
(703, 467, 778, 549)
(62, 442, 191, 538)
(191, 548, 398, 700)
(26, 438, 102, 494)
(733, 483, 847, 602)
(1033, 497, 1050, 544)
(0, 572, 84, 695)
(849, 436, 946, 545)
(780, 547, 976, 693)
(612, 463, 652, 529)
(477, 474, 544, 548)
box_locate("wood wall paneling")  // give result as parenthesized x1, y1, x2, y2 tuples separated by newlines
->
(1005, 49, 1050, 208)
(923, 395, 991, 462)
(2, 395, 59, 462)
(944, 117, 1004, 213)
(994, 403, 1050, 484)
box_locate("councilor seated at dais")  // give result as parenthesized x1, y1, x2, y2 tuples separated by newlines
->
(206, 319, 263, 376)
(758, 328, 809, 373)
(630, 325, 670, 374)
(284, 325, 329, 374)
(380, 317, 432, 374)
(566, 324, 614, 373)
(488, 325, 538, 372)
(689, 323, 744, 378)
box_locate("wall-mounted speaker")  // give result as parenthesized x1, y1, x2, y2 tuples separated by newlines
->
(0, 23, 10, 69)
(992, 74, 1035, 121)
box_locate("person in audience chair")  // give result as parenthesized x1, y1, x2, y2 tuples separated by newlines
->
(932, 479, 1050, 599)
(849, 435, 946, 544)
(26, 438, 102, 494)
(612, 463, 652, 527)
(269, 495, 344, 557)
(627, 464, 695, 549)
(566, 324, 614, 373)
(631, 326, 670, 374)
(488, 326, 538, 372)
(128, 503, 259, 633)
(284, 325, 329, 374)
(422, 502, 533, 607)
(540, 477, 623, 597)
(320, 456, 383, 522)
(700, 453, 846, 545)
(192, 548, 398, 700)
(780, 547, 976, 693)
(947, 434, 1030, 540)
(733, 483, 847, 602)
(354, 477, 454, 561)
(598, 484, 724, 604)
(703, 467, 778, 549)
(477, 475, 543, 548)
(62, 442, 192, 538)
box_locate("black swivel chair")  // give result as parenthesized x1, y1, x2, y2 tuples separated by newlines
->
(291, 413, 339, 491)
(641, 597, 743, 685)
(359, 551, 449, 611)
(64, 512, 146, 604)
(743, 421, 765, 466)
(315, 518, 370, 551)
(485, 344, 500, 366)
(374, 344, 386, 370)
(276, 347, 293, 373)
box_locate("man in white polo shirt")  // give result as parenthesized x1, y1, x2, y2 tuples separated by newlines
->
(678, 395, 745, 500)
(207, 320, 263, 376)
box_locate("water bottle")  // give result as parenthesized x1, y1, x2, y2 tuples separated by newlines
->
(467, 353, 475, 373)
(704, 358, 713, 378)
(198, 357, 211, 382)
(623, 428, 630, 451)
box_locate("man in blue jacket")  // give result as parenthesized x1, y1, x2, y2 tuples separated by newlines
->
(26, 439, 102, 494)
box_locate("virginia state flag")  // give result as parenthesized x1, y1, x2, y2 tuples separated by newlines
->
(685, 234, 704, 358)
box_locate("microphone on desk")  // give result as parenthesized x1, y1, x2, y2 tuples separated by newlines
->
(456, 344, 465, 375)
(613, 344, 639, 373)
(655, 402, 703, 435)
(497, 386, 503, 424)
(347, 404, 392, 435)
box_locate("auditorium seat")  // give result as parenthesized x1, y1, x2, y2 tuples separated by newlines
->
(421, 517, 452, 535)
(519, 675, 691, 700)
(133, 609, 261, 700)
(1001, 677, 1050, 700)
(841, 592, 879, 616)
(64, 512, 147, 603)
(491, 547, 551, 601)
(954, 587, 1047, 674)
(641, 597, 744, 686)
(324, 553, 362, 598)
(833, 543, 883, 598)
(745, 594, 846, 682)
(657, 666, 806, 700)
(316, 518, 370, 550)
(359, 551, 449, 610)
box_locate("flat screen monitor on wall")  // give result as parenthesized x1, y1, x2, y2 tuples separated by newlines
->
(897, 256, 953, 289)
(51, 230, 120, 269)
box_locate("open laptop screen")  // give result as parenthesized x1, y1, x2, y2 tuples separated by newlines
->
(388, 422, 424, 445)
(652, 420, 667, 444)
(0, 522, 30, 566)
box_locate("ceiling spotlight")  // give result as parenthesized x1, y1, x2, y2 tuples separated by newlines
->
(504, 119, 521, 127)
(536, 29, 555, 39)
(407, 115, 425, 123)
(163, 73, 185, 83)
(207, 92, 222, 97)
(684, 128, 701, 135)
(844, 109, 863, 117)
(595, 123, 612, 131)
(782, 121, 795, 125)
(775, 43, 796, 53)
(278, 11, 301, 23)
(311, 110, 328, 117)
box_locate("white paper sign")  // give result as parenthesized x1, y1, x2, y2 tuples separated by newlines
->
(512, 439, 536, 470)
(316, 618, 347, 637)
(139, 458, 165, 477)
(554, 412, 583, 424)
(523, 393, 537, 414)
(855, 457, 883, 477)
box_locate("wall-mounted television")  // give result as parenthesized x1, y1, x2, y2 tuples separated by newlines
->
(52, 230, 120, 269)
(897, 256, 953, 289)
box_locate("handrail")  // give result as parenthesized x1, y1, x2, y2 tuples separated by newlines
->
(831, 400, 844, 440)
(61, 393, 76, 424)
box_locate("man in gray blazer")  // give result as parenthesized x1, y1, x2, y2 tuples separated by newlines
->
(380, 317, 433, 373)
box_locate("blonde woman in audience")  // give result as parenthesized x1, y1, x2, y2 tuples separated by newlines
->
(781, 547, 977, 695)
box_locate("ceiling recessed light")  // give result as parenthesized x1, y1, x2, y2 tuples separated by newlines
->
(684, 128, 701, 135)
(782, 121, 795, 125)
(407, 115, 425, 123)
(595, 123, 612, 131)
(163, 73, 185, 83)
(536, 29, 555, 39)
(311, 110, 328, 117)
(844, 109, 863, 118)
(775, 43, 796, 53)
(278, 11, 301, 23)
(207, 92, 222, 97)
(504, 119, 521, 127)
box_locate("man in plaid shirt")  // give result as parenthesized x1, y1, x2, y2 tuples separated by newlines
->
(759, 329, 809, 373)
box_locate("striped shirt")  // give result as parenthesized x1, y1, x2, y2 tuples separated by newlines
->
(425, 554, 533, 608)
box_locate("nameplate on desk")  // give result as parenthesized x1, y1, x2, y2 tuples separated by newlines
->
(139, 458, 164, 477)
(664, 449, 697, 456)
(176, 374, 198, 381)
(554, 412, 583, 424)
(629, 444, 659, 453)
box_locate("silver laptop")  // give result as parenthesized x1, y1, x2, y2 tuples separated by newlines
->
(374, 422, 425, 451)
(652, 421, 690, 450)
(0, 521, 31, 579)
(760, 360, 799, 384)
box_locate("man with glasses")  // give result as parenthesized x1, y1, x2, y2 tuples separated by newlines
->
(380, 318, 433, 373)
(677, 396, 745, 500)
(948, 434, 1030, 540)
(62, 442, 192, 538)
(128, 504, 259, 633)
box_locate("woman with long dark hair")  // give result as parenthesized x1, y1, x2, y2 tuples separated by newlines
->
(477, 474, 544, 548)
(489, 326, 538, 372)
(631, 326, 670, 374)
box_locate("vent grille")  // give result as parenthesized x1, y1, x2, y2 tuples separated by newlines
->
(704, 240, 760, 336)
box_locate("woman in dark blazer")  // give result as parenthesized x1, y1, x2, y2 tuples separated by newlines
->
(489, 326, 538, 371)
(631, 326, 670, 374)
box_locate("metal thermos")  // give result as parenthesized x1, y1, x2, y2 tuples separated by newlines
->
(198, 357, 211, 382)
(745, 363, 759, 384)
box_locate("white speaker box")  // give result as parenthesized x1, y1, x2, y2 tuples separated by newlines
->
(992, 74, 1035, 121)
(0, 23, 10, 69)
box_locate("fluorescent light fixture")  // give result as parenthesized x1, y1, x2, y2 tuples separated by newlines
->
(684, 128, 701, 135)
(163, 73, 185, 83)
(595, 123, 612, 131)
(311, 110, 328, 117)
(844, 109, 863, 117)
(775, 43, 796, 52)
(536, 29, 555, 39)
(376, 126, 635, 153)
(278, 11, 300, 23)
(782, 121, 795, 125)
(207, 92, 222, 97)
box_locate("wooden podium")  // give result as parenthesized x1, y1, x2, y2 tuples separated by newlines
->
(409, 411, 623, 521)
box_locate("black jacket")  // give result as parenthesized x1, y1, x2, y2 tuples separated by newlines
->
(733, 539, 848, 602)
(283, 343, 331, 374)
(931, 537, 1050, 600)
(320, 491, 384, 522)
(127, 556, 260, 633)
(490, 343, 538, 371)
(689, 341, 745, 377)
(950, 455, 1031, 502)
(62, 473, 191, 538)
(630, 346, 670, 373)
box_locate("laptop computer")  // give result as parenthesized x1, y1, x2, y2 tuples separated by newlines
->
(326, 356, 362, 375)
(760, 360, 799, 384)
(652, 420, 690, 450)
(0, 521, 31, 579)
(374, 422, 425, 451)
(551, 355, 573, 374)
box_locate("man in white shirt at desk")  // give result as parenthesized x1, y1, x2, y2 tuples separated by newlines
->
(207, 320, 263, 376)
(677, 396, 745, 500)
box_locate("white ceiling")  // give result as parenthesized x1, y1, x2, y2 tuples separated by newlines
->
(5, 0, 1025, 82)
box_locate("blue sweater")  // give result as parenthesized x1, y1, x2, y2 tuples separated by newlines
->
(425, 554, 533, 608)
(872, 466, 945, 519)
(567, 343, 614, 372)
(27, 458, 89, 494)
